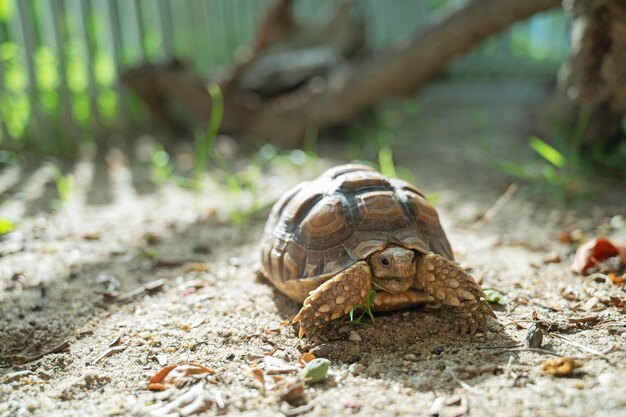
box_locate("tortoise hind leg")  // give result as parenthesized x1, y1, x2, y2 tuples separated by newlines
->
(293, 261, 372, 338)
(416, 253, 495, 334)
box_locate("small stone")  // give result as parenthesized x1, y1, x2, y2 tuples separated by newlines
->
(338, 326, 351, 334)
(432, 346, 444, 355)
(349, 331, 362, 343)
(610, 215, 624, 229)
(403, 353, 418, 361)
(348, 363, 365, 376)
(525, 323, 543, 348)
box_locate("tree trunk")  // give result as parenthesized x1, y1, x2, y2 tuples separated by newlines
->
(558, 0, 626, 148)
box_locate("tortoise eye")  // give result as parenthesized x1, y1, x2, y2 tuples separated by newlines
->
(380, 257, 390, 266)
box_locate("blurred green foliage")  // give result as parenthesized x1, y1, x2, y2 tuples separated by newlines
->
(0, 0, 570, 157)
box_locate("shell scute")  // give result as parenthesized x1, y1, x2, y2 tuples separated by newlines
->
(261, 164, 453, 290)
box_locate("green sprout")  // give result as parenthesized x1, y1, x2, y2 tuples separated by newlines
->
(349, 289, 377, 324)
(194, 82, 224, 190)
(0, 218, 15, 236)
(378, 145, 397, 179)
(483, 288, 506, 304)
(47, 163, 75, 204)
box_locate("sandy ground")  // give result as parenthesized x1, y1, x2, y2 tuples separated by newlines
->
(1, 80, 625, 417)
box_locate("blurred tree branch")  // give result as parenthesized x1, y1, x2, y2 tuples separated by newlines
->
(122, 0, 561, 147)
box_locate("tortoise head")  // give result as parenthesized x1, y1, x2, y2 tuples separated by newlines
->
(368, 246, 416, 293)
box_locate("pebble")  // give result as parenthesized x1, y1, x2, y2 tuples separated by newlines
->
(348, 331, 362, 343)
(348, 363, 365, 376)
(338, 326, 351, 334)
(403, 353, 418, 361)
(610, 215, 624, 229)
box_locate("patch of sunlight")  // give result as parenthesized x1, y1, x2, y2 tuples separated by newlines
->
(98, 89, 117, 122)
(0, 92, 29, 138)
(35, 46, 59, 91)
(66, 41, 88, 93)
(0, 0, 14, 21)
(40, 91, 60, 112)
(94, 52, 115, 85)
(72, 94, 90, 122)
(1, 43, 27, 92)
(144, 31, 163, 57)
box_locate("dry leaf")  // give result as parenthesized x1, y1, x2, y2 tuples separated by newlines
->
(276, 377, 305, 405)
(542, 357, 581, 377)
(149, 362, 215, 391)
(83, 231, 102, 240)
(263, 356, 298, 374)
(610, 296, 626, 311)
(250, 367, 265, 384)
(542, 251, 561, 264)
(147, 382, 214, 416)
(608, 272, 626, 286)
(571, 237, 626, 274)
(297, 353, 316, 366)
(182, 262, 210, 273)
(428, 395, 468, 417)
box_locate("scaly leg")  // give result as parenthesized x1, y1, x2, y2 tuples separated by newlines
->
(416, 253, 495, 334)
(293, 261, 372, 338)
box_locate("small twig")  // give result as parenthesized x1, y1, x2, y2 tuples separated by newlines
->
(92, 345, 127, 364)
(118, 279, 166, 301)
(548, 333, 610, 359)
(567, 315, 599, 324)
(483, 346, 563, 357)
(505, 355, 515, 378)
(446, 370, 477, 394)
(16, 340, 70, 364)
(212, 389, 225, 409)
(283, 403, 315, 416)
(471, 183, 519, 229)
(108, 335, 123, 347)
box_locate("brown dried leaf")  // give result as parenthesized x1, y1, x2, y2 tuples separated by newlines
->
(571, 237, 626, 274)
(83, 231, 102, 240)
(263, 355, 298, 374)
(608, 272, 626, 286)
(542, 251, 561, 264)
(297, 353, 316, 366)
(149, 362, 215, 390)
(276, 376, 305, 405)
(250, 367, 265, 384)
(610, 296, 626, 311)
(147, 382, 214, 416)
(182, 262, 210, 273)
(542, 357, 582, 377)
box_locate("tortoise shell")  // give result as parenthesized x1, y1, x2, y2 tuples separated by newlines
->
(260, 164, 453, 301)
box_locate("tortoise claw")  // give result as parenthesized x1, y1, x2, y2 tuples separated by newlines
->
(416, 253, 495, 335)
(292, 261, 371, 338)
(452, 301, 493, 335)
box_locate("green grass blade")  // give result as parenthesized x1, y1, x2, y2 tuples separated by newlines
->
(0, 218, 15, 235)
(194, 82, 224, 186)
(529, 136, 566, 168)
(378, 146, 397, 178)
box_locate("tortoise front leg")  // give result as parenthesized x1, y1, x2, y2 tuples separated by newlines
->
(415, 253, 495, 334)
(293, 261, 372, 338)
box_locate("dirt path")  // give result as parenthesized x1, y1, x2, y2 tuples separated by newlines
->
(1, 81, 625, 417)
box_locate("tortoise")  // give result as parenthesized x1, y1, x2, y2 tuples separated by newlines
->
(259, 164, 495, 337)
